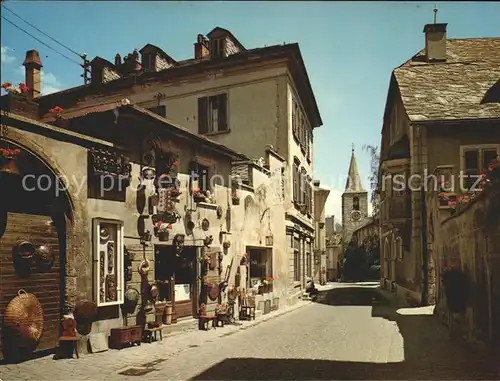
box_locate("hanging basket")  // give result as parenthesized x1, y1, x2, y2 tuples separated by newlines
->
(3, 289, 44, 342)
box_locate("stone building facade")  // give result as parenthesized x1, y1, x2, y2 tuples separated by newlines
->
(0, 75, 286, 360)
(378, 22, 500, 305)
(313, 182, 330, 284)
(342, 147, 369, 245)
(426, 170, 500, 348)
(37, 26, 323, 303)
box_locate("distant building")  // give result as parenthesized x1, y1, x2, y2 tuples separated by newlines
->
(342, 147, 369, 244)
(325, 215, 335, 238)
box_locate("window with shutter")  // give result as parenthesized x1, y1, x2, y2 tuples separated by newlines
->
(461, 145, 500, 190)
(217, 93, 228, 131)
(307, 177, 310, 210)
(198, 97, 208, 134)
(299, 171, 304, 204)
(210, 39, 225, 58)
(293, 163, 298, 202)
(199, 93, 229, 134)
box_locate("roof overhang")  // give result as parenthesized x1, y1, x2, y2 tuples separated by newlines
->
(40, 44, 322, 128)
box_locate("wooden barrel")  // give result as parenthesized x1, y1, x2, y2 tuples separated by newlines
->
(165, 302, 173, 325)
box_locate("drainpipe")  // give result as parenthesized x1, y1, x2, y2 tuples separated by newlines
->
(418, 125, 429, 306)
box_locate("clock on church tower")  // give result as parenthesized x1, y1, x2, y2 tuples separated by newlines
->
(341, 145, 368, 243)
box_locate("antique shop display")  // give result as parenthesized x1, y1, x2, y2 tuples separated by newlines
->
(74, 300, 97, 335)
(109, 326, 143, 349)
(201, 218, 210, 231)
(93, 219, 124, 306)
(61, 317, 77, 337)
(3, 290, 44, 343)
(0, 147, 21, 176)
(12, 241, 35, 272)
(88, 148, 132, 187)
(35, 244, 54, 269)
(173, 234, 185, 255)
(123, 288, 140, 314)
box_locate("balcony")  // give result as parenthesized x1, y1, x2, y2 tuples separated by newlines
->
(381, 195, 411, 224)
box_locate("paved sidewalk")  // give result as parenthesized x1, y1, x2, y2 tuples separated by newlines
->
(0, 300, 310, 381)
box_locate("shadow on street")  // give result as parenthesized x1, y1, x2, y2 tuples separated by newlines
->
(189, 285, 499, 380)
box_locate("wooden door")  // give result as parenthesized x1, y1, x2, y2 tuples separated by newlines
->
(0, 213, 62, 359)
(174, 247, 196, 319)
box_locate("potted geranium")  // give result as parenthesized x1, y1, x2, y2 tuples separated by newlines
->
(155, 222, 172, 241)
(2, 82, 29, 96)
(441, 264, 467, 313)
(49, 105, 64, 118)
(0, 147, 21, 176)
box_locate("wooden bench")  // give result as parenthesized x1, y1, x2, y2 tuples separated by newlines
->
(198, 315, 217, 330)
(143, 326, 163, 343)
(239, 305, 256, 321)
(59, 336, 80, 359)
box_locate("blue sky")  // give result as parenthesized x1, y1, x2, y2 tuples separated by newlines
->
(2, 1, 499, 221)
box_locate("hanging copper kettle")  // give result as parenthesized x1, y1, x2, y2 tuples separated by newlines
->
(0, 156, 20, 176)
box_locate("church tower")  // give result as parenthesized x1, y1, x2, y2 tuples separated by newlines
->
(342, 145, 368, 244)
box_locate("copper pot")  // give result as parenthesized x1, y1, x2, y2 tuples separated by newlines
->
(0, 156, 20, 176)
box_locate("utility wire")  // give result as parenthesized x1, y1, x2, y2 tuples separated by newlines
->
(1, 15, 82, 67)
(2, 4, 84, 59)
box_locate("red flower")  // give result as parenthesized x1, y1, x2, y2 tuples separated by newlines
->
(172, 161, 180, 167)
(49, 106, 64, 115)
(167, 224, 173, 229)
(1, 82, 12, 89)
(0, 148, 21, 157)
(18, 83, 29, 94)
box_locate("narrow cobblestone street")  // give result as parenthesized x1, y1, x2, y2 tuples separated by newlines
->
(1, 284, 498, 380)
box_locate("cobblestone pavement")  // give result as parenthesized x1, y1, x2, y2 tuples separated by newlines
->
(1, 285, 499, 380)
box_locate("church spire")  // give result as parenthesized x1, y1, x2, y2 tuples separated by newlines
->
(344, 145, 366, 193)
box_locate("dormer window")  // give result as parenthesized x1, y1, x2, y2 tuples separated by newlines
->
(210, 38, 225, 58)
(142, 53, 154, 71)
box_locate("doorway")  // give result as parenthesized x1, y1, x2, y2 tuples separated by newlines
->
(154, 246, 198, 319)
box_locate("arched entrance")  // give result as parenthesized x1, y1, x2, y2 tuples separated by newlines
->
(0, 138, 74, 362)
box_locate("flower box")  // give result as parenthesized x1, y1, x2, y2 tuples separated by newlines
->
(232, 197, 240, 205)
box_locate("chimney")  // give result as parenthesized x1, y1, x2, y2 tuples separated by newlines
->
(114, 53, 121, 67)
(423, 23, 447, 62)
(23, 50, 42, 100)
(194, 34, 209, 59)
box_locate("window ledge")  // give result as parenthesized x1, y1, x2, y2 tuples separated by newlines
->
(197, 201, 218, 210)
(293, 281, 301, 288)
(203, 129, 231, 137)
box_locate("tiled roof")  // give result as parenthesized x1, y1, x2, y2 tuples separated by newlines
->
(394, 38, 500, 122)
(43, 101, 248, 160)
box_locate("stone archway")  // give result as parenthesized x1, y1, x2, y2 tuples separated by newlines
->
(1, 130, 86, 314)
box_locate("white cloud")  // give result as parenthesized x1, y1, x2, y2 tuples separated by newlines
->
(13, 65, 62, 94)
(41, 72, 62, 95)
(1, 45, 15, 64)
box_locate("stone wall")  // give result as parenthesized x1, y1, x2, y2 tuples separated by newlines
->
(429, 181, 500, 347)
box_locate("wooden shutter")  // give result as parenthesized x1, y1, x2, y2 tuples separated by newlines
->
(307, 182, 312, 214)
(292, 164, 298, 202)
(198, 97, 208, 134)
(218, 93, 228, 131)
